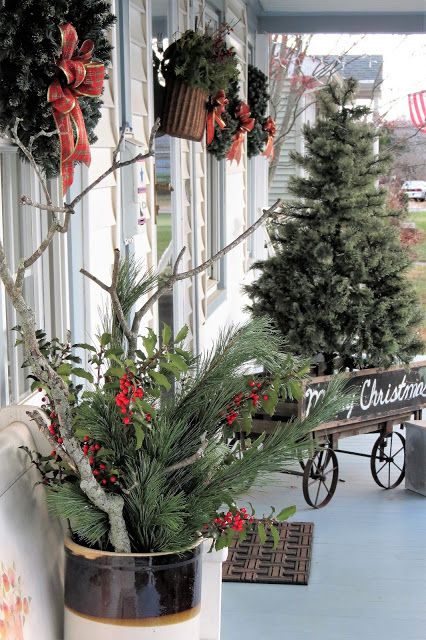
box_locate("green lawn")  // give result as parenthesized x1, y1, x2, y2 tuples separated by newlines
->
(407, 211, 426, 261)
(402, 211, 426, 342)
(408, 264, 426, 342)
(157, 212, 172, 260)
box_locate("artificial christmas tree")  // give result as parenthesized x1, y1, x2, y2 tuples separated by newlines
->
(246, 79, 423, 374)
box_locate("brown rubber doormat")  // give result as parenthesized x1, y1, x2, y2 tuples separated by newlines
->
(222, 522, 313, 585)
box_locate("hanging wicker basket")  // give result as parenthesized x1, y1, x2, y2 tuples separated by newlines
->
(161, 79, 208, 142)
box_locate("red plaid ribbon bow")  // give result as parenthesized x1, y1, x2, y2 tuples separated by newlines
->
(47, 23, 105, 194)
(226, 101, 255, 165)
(206, 90, 228, 145)
(262, 116, 276, 160)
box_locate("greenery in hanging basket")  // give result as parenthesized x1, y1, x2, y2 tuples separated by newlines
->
(247, 64, 269, 158)
(160, 24, 239, 96)
(0, 0, 115, 178)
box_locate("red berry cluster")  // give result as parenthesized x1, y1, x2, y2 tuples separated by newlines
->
(81, 435, 117, 486)
(213, 508, 253, 532)
(224, 379, 269, 427)
(115, 373, 145, 425)
(40, 391, 64, 446)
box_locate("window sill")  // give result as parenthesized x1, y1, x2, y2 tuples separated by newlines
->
(207, 286, 227, 316)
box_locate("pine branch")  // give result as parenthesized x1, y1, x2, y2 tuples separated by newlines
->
(165, 433, 208, 472)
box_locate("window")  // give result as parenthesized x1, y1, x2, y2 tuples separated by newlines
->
(0, 143, 68, 406)
(206, 153, 225, 285)
(205, 5, 226, 291)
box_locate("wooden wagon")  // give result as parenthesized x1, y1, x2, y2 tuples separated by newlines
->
(253, 360, 426, 508)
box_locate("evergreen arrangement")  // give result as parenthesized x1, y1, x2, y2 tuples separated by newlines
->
(160, 25, 239, 96)
(246, 79, 423, 373)
(247, 64, 269, 158)
(20, 259, 347, 553)
(0, 0, 115, 178)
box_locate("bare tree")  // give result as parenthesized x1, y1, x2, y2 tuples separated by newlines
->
(0, 118, 283, 552)
(268, 34, 370, 185)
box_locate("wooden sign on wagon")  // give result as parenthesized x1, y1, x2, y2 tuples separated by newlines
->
(302, 360, 426, 429)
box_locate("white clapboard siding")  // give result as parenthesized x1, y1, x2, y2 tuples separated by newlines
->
(225, 0, 249, 277)
(85, 29, 119, 335)
(269, 80, 317, 206)
(129, 0, 157, 330)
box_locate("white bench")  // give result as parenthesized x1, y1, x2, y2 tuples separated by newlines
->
(0, 406, 226, 640)
(0, 406, 64, 638)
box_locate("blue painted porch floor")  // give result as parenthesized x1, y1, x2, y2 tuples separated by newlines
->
(220, 432, 426, 640)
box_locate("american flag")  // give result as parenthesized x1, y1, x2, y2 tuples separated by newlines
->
(408, 91, 426, 133)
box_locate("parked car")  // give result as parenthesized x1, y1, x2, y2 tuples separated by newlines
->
(401, 180, 426, 201)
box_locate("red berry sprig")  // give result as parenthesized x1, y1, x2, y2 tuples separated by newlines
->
(115, 373, 154, 426)
(115, 373, 145, 425)
(223, 379, 269, 427)
(80, 435, 118, 487)
(213, 507, 254, 533)
(41, 395, 65, 446)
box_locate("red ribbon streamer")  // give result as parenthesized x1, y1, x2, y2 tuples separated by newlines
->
(47, 23, 105, 194)
(206, 90, 228, 145)
(263, 116, 276, 160)
(226, 101, 255, 165)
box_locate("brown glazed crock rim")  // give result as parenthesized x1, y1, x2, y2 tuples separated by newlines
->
(65, 536, 204, 560)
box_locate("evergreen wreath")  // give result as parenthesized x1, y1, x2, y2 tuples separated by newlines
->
(247, 63, 269, 158)
(207, 77, 240, 160)
(0, 0, 115, 178)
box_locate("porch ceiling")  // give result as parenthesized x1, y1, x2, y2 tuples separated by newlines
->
(259, 0, 424, 11)
(251, 0, 426, 33)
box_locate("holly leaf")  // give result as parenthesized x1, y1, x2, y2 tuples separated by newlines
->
(174, 325, 189, 343)
(106, 346, 125, 357)
(106, 366, 126, 378)
(162, 323, 172, 345)
(257, 522, 267, 544)
(142, 329, 157, 358)
(276, 505, 296, 522)
(215, 535, 228, 551)
(72, 368, 94, 384)
(105, 353, 121, 364)
(262, 387, 278, 416)
(73, 343, 97, 353)
(100, 333, 112, 347)
(57, 363, 73, 376)
(270, 524, 280, 550)
(289, 380, 303, 401)
(167, 352, 189, 372)
(134, 422, 144, 450)
(160, 362, 181, 377)
(149, 370, 171, 390)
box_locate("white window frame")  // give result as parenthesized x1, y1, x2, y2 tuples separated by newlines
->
(205, 4, 226, 292)
(0, 142, 69, 406)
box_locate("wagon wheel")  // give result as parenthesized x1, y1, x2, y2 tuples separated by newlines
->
(370, 431, 405, 489)
(303, 448, 339, 508)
